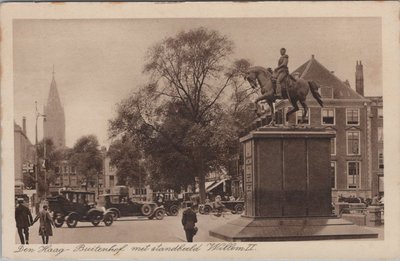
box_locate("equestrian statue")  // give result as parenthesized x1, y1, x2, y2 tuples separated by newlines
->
(244, 48, 324, 125)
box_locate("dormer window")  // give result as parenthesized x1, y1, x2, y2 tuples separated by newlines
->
(320, 87, 333, 99)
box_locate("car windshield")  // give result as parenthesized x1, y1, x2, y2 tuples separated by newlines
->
(61, 191, 96, 204)
(86, 194, 95, 204)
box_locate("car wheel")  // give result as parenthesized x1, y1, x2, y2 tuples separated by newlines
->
(141, 204, 152, 216)
(111, 210, 119, 220)
(103, 213, 114, 226)
(169, 205, 179, 216)
(53, 213, 64, 228)
(203, 205, 212, 215)
(66, 215, 78, 228)
(91, 215, 102, 226)
(154, 209, 165, 220)
(234, 204, 244, 214)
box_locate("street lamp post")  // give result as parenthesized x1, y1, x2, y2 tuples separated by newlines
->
(34, 101, 46, 210)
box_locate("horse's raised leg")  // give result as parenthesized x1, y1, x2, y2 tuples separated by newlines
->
(299, 100, 308, 124)
(267, 99, 275, 126)
(286, 98, 299, 123)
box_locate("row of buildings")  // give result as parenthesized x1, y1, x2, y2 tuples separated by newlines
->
(15, 56, 383, 202)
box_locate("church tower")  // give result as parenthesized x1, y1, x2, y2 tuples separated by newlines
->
(355, 60, 364, 96)
(43, 68, 66, 148)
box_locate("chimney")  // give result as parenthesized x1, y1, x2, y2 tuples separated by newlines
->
(355, 61, 364, 96)
(22, 117, 26, 134)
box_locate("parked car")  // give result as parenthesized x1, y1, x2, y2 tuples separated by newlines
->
(179, 192, 200, 209)
(47, 190, 114, 228)
(153, 192, 180, 216)
(98, 194, 166, 220)
(199, 200, 244, 215)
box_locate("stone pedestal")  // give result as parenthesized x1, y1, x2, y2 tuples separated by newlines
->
(366, 206, 382, 227)
(334, 202, 349, 216)
(210, 127, 378, 241)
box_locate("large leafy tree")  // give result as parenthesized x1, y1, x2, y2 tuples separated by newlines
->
(69, 135, 103, 191)
(110, 28, 257, 202)
(110, 28, 236, 202)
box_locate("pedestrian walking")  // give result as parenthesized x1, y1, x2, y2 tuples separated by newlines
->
(181, 204, 197, 242)
(32, 204, 55, 244)
(15, 198, 33, 244)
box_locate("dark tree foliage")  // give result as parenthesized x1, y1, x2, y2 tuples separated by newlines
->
(69, 135, 103, 191)
(108, 138, 146, 187)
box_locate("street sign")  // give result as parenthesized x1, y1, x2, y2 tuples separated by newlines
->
(22, 162, 34, 174)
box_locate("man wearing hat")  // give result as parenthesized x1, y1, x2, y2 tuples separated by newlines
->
(181, 203, 198, 242)
(15, 198, 33, 244)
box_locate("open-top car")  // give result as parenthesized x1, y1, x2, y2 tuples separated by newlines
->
(199, 200, 244, 215)
(47, 190, 114, 228)
(98, 194, 165, 220)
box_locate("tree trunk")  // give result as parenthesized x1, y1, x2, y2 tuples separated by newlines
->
(198, 171, 206, 204)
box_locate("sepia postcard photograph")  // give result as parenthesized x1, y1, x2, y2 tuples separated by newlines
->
(1, 1, 399, 260)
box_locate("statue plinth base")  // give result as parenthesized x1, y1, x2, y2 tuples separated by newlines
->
(209, 216, 378, 241)
(210, 127, 378, 241)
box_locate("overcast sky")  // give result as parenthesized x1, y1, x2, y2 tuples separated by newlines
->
(13, 18, 382, 147)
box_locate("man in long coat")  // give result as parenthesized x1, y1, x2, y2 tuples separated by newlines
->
(15, 198, 33, 244)
(181, 204, 198, 242)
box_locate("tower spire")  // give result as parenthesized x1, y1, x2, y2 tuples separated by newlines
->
(44, 66, 65, 148)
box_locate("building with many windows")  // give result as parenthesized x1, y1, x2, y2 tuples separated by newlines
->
(268, 56, 383, 200)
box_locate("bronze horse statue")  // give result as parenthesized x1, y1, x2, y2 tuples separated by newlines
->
(245, 66, 323, 125)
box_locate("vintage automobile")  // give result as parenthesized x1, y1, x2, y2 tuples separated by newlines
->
(153, 192, 180, 216)
(47, 190, 114, 228)
(199, 200, 244, 215)
(180, 192, 200, 209)
(98, 194, 166, 220)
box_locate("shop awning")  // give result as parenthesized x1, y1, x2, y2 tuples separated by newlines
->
(206, 179, 226, 193)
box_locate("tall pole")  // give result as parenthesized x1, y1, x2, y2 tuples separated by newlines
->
(43, 132, 47, 198)
(35, 102, 39, 205)
(35, 101, 46, 202)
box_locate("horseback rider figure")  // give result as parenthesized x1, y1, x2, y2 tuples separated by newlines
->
(273, 47, 289, 99)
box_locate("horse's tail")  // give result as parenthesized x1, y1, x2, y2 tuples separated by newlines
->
(308, 80, 324, 107)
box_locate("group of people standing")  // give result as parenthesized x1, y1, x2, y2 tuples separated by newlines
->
(15, 198, 55, 244)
